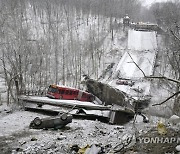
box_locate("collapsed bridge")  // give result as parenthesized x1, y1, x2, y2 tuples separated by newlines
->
(109, 29, 158, 98)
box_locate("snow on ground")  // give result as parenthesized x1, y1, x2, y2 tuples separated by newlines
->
(1, 102, 177, 154)
(0, 105, 153, 153)
(0, 77, 6, 103)
(0, 110, 42, 137)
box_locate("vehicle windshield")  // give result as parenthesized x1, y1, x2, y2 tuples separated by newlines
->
(48, 86, 58, 93)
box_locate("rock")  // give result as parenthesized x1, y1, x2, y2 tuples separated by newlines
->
(15, 148, 23, 152)
(70, 145, 80, 153)
(169, 115, 180, 125)
(114, 126, 125, 130)
(170, 115, 179, 120)
(175, 145, 180, 152)
(11, 150, 16, 154)
(57, 135, 66, 140)
(99, 130, 106, 135)
(30, 137, 37, 141)
(85, 144, 101, 154)
(19, 141, 26, 145)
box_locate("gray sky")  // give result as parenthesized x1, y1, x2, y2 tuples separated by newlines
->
(140, 0, 172, 7)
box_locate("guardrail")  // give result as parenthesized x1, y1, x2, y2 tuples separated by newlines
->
(20, 89, 47, 96)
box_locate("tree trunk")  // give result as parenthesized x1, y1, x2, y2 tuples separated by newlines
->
(174, 84, 180, 116)
(174, 95, 180, 116)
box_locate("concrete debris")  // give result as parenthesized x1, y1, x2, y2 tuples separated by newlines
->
(83, 79, 131, 106)
(175, 145, 180, 152)
(169, 115, 180, 125)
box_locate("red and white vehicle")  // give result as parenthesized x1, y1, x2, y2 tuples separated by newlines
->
(47, 85, 95, 102)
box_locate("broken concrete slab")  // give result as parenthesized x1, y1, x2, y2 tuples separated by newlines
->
(83, 79, 134, 108)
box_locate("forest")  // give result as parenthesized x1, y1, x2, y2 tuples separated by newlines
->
(0, 0, 180, 116)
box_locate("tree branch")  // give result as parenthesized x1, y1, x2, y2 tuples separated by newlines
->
(127, 51, 180, 107)
(145, 76, 180, 84)
(127, 51, 146, 77)
(127, 51, 180, 84)
(152, 91, 180, 106)
(170, 29, 180, 43)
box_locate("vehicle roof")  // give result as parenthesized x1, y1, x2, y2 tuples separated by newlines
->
(50, 84, 92, 94)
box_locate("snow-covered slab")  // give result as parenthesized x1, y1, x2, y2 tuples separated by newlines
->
(70, 109, 110, 118)
(19, 96, 111, 110)
(115, 50, 156, 78)
(25, 104, 110, 119)
(128, 30, 157, 51)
